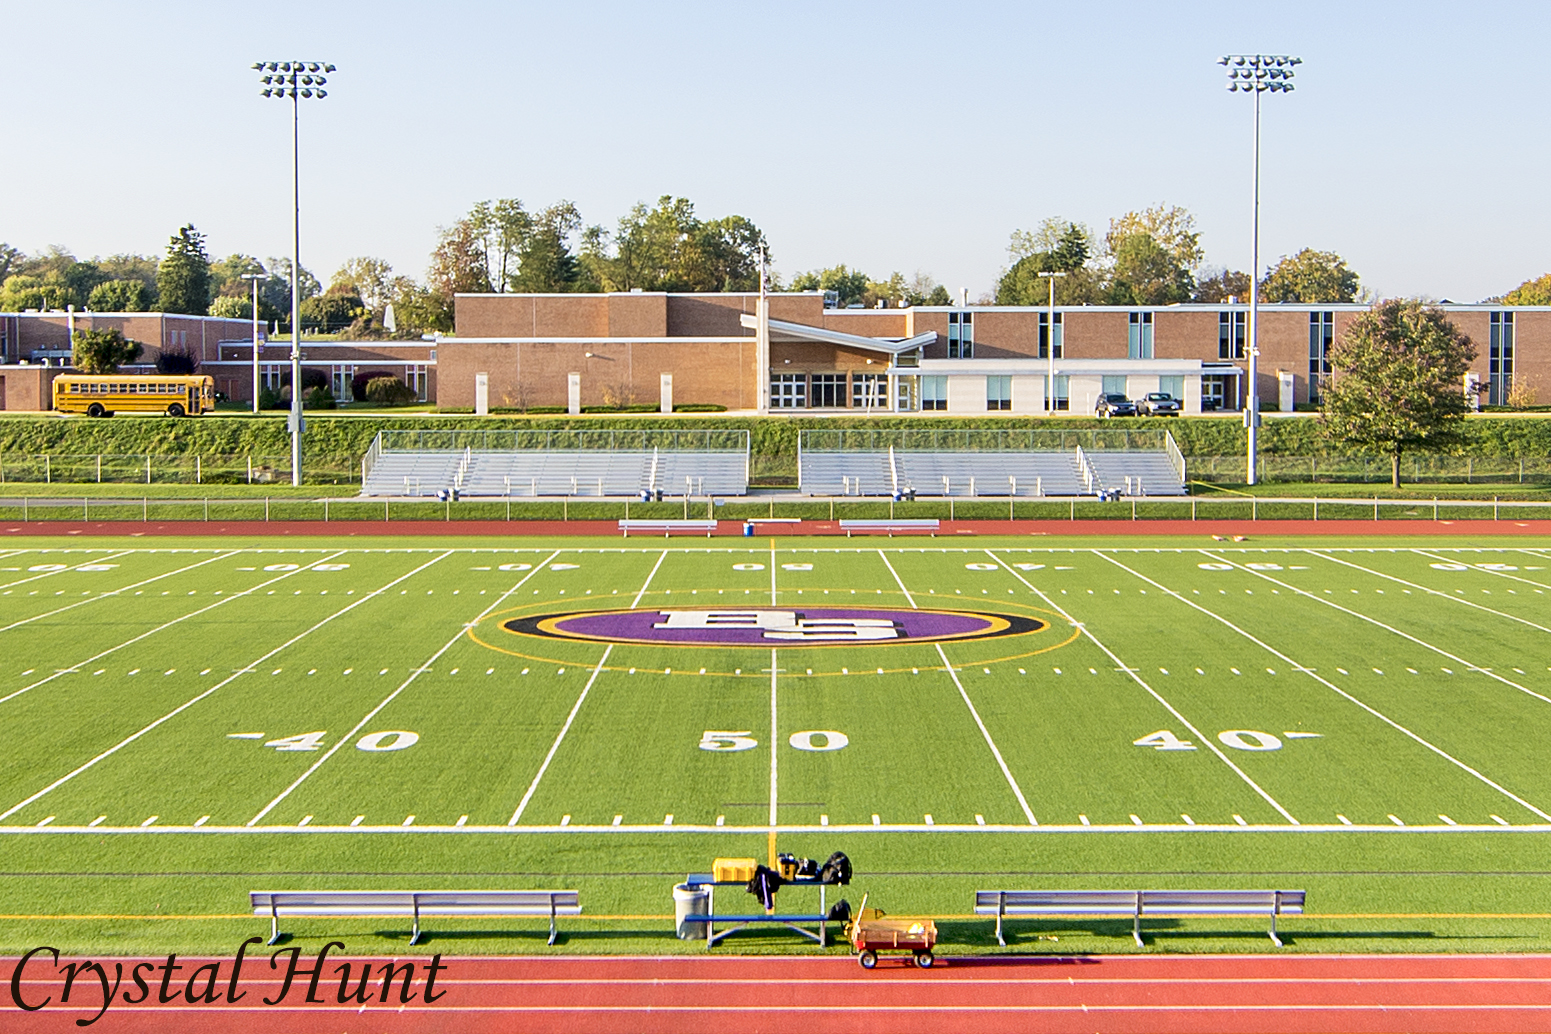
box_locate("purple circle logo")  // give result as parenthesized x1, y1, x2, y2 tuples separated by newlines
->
(502, 607, 1046, 648)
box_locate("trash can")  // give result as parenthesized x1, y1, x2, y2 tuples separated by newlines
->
(742, 522, 754, 537)
(674, 882, 710, 940)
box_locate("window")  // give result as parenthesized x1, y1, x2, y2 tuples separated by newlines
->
(1128, 312, 1154, 359)
(1038, 312, 1063, 359)
(332, 365, 355, 402)
(851, 373, 887, 409)
(947, 311, 974, 358)
(921, 375, 948, 411)
(408, 364, 429, 402)
(1203, 374, 1231, 410)
(261, 364, 286, 392)
(1490, 312, 1514, 406)
(1050, 375, 1069, 411)
(1159, 375, 1184, 401)
(1308, 311, 1334, 403)
(896, 377, 915, 411)
(894, 348, 920, 368)
(1219, 311, 1245, 359)
(771, 373, 806, 408)
(1101, 375, 1127, 396)
(986, 375, 1011, 411)
(810, 373, 846, 408)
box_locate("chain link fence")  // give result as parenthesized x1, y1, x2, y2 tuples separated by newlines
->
(0, 454, 357, 486)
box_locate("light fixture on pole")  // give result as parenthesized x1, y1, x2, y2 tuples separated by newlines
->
(1220, 53, 1299, 486)
(240, 272, 266, 415)
(253, 59, 334, 486)
(1037, 271, 1067, 416)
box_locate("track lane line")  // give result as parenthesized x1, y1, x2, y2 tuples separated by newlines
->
(0, 550, 448, 824)
(248, 549, 561, 826)
(878, 547, 1034, 824)
(0, 550, 351, 708)
(1107, 550, 1551, 823)
(509, 548, 664, 826)
(0, 549, 243, 635)
(987, 548, 1299, 825)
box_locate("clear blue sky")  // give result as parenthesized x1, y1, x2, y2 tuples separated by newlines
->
(6, 0, 1547, 302)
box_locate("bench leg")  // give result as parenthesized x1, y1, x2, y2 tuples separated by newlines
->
(1268, 912, 1282, 949)
(409, 897, 422, 946)
(996, 892, 1006, 947)
(268, 903, 281, 946)
(549, 900, 558, 946)
(1133, 898, 1144, 949)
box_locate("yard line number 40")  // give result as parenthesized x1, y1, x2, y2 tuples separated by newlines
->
(1134, 729, 1319, 752)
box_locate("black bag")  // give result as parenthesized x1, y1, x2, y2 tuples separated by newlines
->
(819, 851, 852, 885)
(796, 857, 820, 878)
(826, 899, 851, 923)
(745, 864, 785, 910)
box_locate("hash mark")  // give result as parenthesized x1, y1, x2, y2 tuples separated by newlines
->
(350, 816, 364, 826)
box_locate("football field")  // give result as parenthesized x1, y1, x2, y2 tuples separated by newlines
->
(4, 534, 1551, 953)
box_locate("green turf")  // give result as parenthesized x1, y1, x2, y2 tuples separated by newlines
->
(3, 533, 1551, 956)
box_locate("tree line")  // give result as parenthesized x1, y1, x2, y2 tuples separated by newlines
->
(7, 197, 1551, 344)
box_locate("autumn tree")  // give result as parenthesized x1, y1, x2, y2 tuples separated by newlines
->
(1320, 299, 1476, 488)
(1261, 248, 1360, 303)
(1500, 273, 1551, 305)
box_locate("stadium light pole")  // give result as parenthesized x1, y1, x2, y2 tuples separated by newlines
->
(253, 59, 334, 486)
(1037, 271, 1066, 416)
(240, 272, 266, 415)
(1220, 53, 1298, 486)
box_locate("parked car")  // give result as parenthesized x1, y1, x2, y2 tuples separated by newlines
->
(1138, 392, 1181, 416)
(1095, 393, 1138, 418)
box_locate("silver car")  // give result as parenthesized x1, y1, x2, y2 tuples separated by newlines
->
(1139, 392, 1181, 416)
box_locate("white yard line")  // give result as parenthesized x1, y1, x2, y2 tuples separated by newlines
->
(1409, 548, 1551, 591)
(1205, 550, 1551, 708)
(509, 548, 665, 826)
(250, 549, 561, 826)
(630, 551, 667, 609)
(0, 549, 136, 591)
(770, 541, 778, 605)
(0, 551, 452, 823)
(0, 550, 243, 635)
(0, 550, 351, 708)
(1101, 550, 1551, 823)
(986, 548, 1300, 825)
(507, 646, 614, 827)
(1305, 549, 1551, 639)
(770, 648, 779, 828)
(877, 548, 1032, 823)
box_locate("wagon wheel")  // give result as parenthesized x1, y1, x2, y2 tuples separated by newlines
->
(86, 403, 105, 418)
(914, 951, 934, 969)
(166, 403, 186, 418)
(858, 950, 877, 969)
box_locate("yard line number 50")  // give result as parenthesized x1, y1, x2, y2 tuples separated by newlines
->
(700, 730, 849, 752)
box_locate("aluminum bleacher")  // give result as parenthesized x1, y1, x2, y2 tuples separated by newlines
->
(798, 430, 1185, 498)
(360, 430, 749, 498)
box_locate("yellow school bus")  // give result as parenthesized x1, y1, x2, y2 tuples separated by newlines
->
(53, 374, 216, 417)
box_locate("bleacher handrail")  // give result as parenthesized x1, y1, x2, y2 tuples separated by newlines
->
(376, 427, 750, 455)
(1074, 445, 1096, 492)
(362, 431, 384, 486)
(798, 427, 1170, 454)
(1165, 430, 1186, 485)
(888, 445, 899, 494)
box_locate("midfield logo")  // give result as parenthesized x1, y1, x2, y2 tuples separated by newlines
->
(503, 606, 1046, 648)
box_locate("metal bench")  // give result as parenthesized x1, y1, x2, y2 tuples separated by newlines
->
(838, 519, 940, 537)
(618, 519, 718, 538)
(684, 875, 831, 949)
(974, 889, 1304, 948)
(250, 889, 581, 946)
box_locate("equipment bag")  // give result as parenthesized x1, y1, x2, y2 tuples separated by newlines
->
(819, 851, 853, 885)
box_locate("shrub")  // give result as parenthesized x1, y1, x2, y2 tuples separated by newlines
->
(258, 387, 285, 410)
(674, 403, 728, 413)
(363, 376, 418, 406)
(351, 370, 400, 400)
(302, 386, 335, 410)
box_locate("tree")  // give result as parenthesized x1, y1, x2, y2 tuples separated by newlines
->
(1261, 248, 1360, 303)
(427, 217, 491, 298)
(789, 265, 870, 306)
(207, 254, 267, 306)
(1320, 299, 1477, 488)
(1106, 233, 1194, 305)
(1500, 273, 1551, 306)
(582, 196, 769, 292)
(156, 345, 199, 375)
(1008, 217, 1093, 269)
(0, 275, 72, 311)
(1193, 268, 1252, 303)
(329, 257, 395, 313)
(97, 253, 159, 297)
(87, 279, 153, 312)
(155, 225, 211, 315)
(71, 327, 143, 373)
(388, 279, 452, 334)
(0, 243, 22, 282)
(300, 286, 365, 333)
(510, 201, 592, 293)
(1104, 204, 1203, 271)
(468, 199, 531, 291)
(263, 258, 319, 326)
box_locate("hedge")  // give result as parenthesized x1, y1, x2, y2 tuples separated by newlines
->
(1, 413, 1548, 480)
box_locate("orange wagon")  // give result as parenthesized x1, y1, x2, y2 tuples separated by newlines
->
(846, 895, 937, 969)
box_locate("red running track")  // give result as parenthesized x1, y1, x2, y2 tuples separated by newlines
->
(6, 953, 1551, 1033)
(2, 517, 1549, 537)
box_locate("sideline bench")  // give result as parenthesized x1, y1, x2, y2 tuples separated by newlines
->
(250, 890, 581, 946)
(974, 889, 1304, 948)
(684, 875, 831, 949)
(839, 519, 939, 538)
(619, 519, 718, 538)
